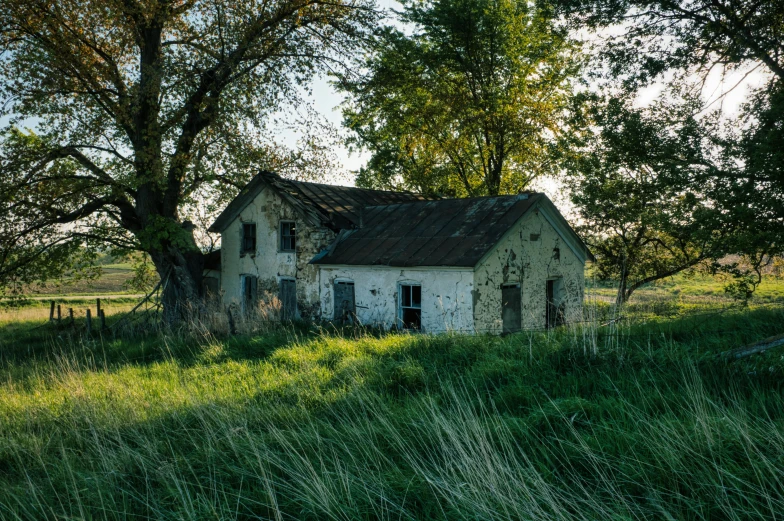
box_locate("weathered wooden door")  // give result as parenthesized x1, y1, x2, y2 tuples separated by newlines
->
(279, 279, 297, 321)
(501, 283, 521, 334)
(333, 281, 355, 324)
(242, 275, 258, 315)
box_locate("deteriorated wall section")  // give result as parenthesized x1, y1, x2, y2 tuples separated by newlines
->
(317, 266, 475, 333)
(220, 187, 335, 319)
(473, 208, 585, 332)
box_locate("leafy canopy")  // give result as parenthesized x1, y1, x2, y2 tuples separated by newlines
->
(339, 0, 580, 197)
(0, 0, 377, 302)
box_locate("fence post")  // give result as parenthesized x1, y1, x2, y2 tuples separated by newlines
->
(99, 309, 106, 330)
(57, 304, 61, 323)
(96, 298, 101, 319)
(49, 301, 55, 322)
(69, 308, 74, 324)
(86, 309, 92, 334)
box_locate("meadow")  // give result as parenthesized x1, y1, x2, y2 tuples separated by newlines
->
(0, 276, 783, 520)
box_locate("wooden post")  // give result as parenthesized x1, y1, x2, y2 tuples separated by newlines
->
(86, 309, 92, 334)
(99, 309, 106, 330)
(49, 301, 55, 322)
(57, 304, 62, 323)
(96, 298, 101, 318)
(69, 308, 74, 324)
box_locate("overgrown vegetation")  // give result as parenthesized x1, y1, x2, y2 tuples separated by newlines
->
(1, 292, 783, 519)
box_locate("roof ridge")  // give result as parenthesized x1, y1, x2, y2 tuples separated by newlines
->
(261, 170, 423, 197)
(361, 193, 539, 211)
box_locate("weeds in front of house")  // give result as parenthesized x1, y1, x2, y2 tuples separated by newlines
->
(1, 300, 784, 519)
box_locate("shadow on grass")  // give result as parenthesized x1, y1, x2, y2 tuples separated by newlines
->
(3, 306, 784, 519)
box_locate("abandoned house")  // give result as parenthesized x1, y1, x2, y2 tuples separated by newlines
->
(207, 171, 593, 334)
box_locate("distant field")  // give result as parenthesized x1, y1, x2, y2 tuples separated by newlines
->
(6, 263, 155, 298)
(587, 272, 784, 304)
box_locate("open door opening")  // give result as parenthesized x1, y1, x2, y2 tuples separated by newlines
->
(546, 278, 564, 329)
(501, 283, 521, 334)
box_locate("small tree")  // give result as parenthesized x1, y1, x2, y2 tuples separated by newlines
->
(566, 97, 729, 305)
(0, 0, 377, 323)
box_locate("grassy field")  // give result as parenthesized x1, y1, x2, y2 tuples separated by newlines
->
(5, 263, 144, 298)
(1, 278, 784, 520)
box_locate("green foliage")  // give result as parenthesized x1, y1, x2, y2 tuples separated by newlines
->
(1, 303, 784, 519)
(555, 0, 784, 300)
(123, 253, 160, 294)
(0, 0, 377, 309)
(565, 96, 729, 303)
(339, 0, 580, 196)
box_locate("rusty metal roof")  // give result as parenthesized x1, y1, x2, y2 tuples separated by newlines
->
(209, 171, 429, 233)
(311, 193, 593, 267)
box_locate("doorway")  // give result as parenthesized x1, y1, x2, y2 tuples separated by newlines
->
(546, 278, 564, 329)
(279, 278, 297, 321)
(334, 281, 356, 324)
(501, 283, 521, 334)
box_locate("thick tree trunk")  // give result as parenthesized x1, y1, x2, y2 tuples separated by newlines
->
(148, 222, 205, 326)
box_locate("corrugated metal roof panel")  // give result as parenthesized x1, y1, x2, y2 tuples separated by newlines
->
(209, 171, 430, 232)
(312, 194, 545, 267)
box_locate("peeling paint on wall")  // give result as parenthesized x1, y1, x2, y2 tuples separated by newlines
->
(473, 210, 584, 332)
(220, 187, 335, 319)
(318, 267, 475, 333)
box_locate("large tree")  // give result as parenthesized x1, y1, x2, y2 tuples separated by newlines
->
(339, 0, 579, 197)
(0, 0, 376, 322)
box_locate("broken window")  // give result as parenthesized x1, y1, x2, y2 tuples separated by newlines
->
(241, 275, 258, 314)
(399, 283, 422, 330)
(241, 223, 256, 254)
(280, 221, 296, 252)
(334, 281, 355, 324)
(501, 283, 521, 334)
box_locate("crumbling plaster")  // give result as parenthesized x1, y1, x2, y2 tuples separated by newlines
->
(221, 186, 335, 318)
(473, 207, 585, 332)
(318, 266, 475, 333)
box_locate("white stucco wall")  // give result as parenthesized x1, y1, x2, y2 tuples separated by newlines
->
(220, 186, 335, 318)
(317, 266, 475, 333)
(472, 206, 585, 333)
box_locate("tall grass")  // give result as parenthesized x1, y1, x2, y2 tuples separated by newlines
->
(1, 306, 783, 520)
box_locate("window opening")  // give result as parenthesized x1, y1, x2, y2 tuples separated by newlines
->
(280, 221, 296, 252)
(241, 223, 256, 254)
(399, 284, 422, 330)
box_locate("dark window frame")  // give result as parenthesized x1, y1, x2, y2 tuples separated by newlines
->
(279, 221, 296, 252)
(241, 222, 257, 255)
(398, 283, 422, 330)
